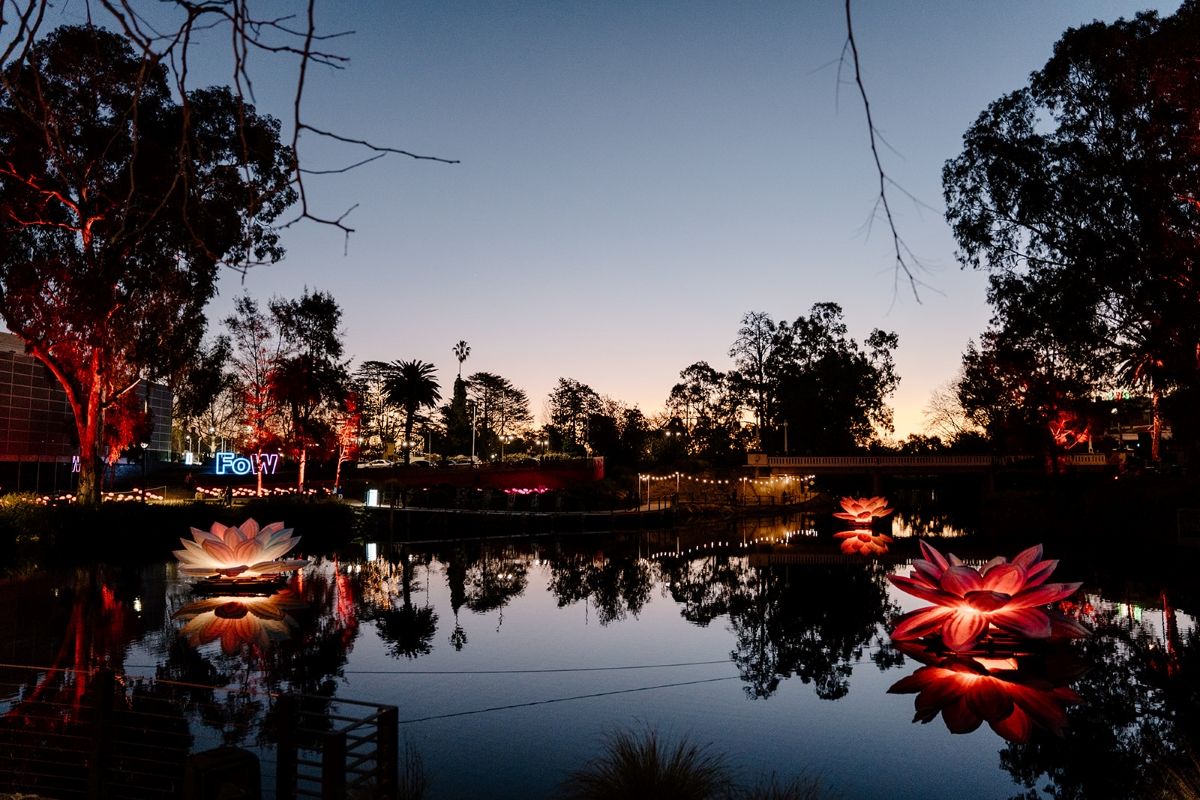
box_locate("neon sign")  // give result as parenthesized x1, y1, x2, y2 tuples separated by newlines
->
(215, 451, 281, 476)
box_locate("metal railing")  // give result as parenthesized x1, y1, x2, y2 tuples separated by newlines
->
(276, 695, 398, 799)
(0, 664, 397, 800)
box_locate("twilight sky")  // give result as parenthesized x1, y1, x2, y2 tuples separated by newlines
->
(72, 1, 1189, 437)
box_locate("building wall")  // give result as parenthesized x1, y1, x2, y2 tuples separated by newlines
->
(0, 333, 172, 462)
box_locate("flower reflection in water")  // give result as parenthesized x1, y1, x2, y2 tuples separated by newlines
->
(889, 542, 1085, 652)
(833, 529, 893, 556)
(173, 590, 307, 655)
(833, 496, 894, 525)
(173, 519, 309, 581)
(888, 641, 1084, 743)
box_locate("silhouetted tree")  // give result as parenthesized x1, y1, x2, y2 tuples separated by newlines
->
(944, 3, 1200, 461)
(769, 303, 899, 453)
(548, 378, 602, 454)
(0, 26, 294, 503)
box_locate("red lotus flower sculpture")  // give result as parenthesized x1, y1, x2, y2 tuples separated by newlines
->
(888, 648, 1081, 743)
(173, 519, 310, 579)
(833, 495, 894, 524)
(173, 590, 306, 655)
(834, 529, 893, 555)
(889, 542, 1084, 651)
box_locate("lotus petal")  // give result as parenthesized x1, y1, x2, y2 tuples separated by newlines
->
(941, 565, 984, 597)
(981, 563, 1026, 595)
(990, 707, 1033, 743)
(941, 698, 984, 734)
(980, 556, 1007, 574)
(918, 541, 950, 572)
(889, 575, 953, 605)
(942, 611, 990, 651)
(201, 538, 238, 564)
(1012, 544, 1043, 569)
(1047, 610, 1090, 639)
(912, 559, 943, 587)
(1010, 582, 1083, 609)
(965, 590, 1013, 612)
(892, 606, 955, 641)
(990, 608, 1053, 640)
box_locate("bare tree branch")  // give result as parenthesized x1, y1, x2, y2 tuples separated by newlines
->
(844, 0, 926, 301)
(4, 0, 458, 267)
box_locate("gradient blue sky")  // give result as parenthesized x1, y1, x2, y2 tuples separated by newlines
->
(74, 1, 1189, 437)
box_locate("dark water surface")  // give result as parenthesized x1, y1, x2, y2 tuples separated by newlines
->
(1, 510, 1196, 799)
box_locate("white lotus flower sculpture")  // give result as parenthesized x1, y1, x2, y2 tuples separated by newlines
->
(174, 519, 310, 579)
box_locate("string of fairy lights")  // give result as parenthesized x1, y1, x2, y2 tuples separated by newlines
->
(637, 473, 816, 488)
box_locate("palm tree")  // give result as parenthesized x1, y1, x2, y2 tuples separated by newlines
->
(382, 360, 442, 464)
(453, 340, 470, 379)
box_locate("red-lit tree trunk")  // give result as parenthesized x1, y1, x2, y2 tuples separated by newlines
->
(24, 340, 132, 507)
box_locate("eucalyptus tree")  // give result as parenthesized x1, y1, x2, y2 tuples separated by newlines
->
(548, 378, 602, 454)
(224, 290, 348, 490)
(225, 296, 282, 495)
(0, 26, 294, 503)
(768, 303, 899, 453)
(666, 362, 746, 461)
(729, 311, 779, 447)
(353, 361, 405, 455)
(943, 3, 1200, 460)
(268, 290, 350, 487)
(467, 372, 531, 458)
(171, 336, 235, 458)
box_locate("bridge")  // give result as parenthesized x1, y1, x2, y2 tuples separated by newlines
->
(746, 453, 1113, 491)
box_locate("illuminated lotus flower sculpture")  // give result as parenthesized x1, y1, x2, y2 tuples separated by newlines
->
(833, 495, 894, 524)
(834, 529, 893, 556)
(173, 590, 306, 655)
(174, 519, 309, 580)
(887, 643, 1082, 743)
(889, 542, 1085, 652)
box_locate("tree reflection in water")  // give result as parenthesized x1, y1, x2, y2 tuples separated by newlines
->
(547, 548, 652, 626)
(7, 528, 1200, 799)
(465, 545, 529, 620)
(360, 549, 439, 659)
(998, 598, 1200, 800)
(660, 552, 901, 699)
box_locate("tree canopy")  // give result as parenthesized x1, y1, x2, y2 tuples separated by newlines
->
(0, 25, 294, 502)
(943, 2, 1200, 460)
(765, 303, 899, 453)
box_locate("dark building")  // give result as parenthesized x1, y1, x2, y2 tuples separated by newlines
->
(0, 332, 171, 492)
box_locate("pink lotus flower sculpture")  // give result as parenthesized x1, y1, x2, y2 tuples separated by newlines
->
(889, 541, 1084, 652)
(174, 519, 309, 579)
(833, 495, 894, 524)
(888, 646, 1082, 743)
(834, 529, 893, 556)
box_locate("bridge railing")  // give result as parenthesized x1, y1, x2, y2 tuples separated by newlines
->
(749, 454, 1113, 469)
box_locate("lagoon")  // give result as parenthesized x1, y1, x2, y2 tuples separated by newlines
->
(0, 509, 1195, 799)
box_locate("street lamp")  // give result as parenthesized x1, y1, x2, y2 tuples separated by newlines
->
(469, 402, 478, 465)
(140, 441, 149, 502)
(538, 437, 548, 458)
(782, 420, 789, 455)
(500, 434, 512, 461)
